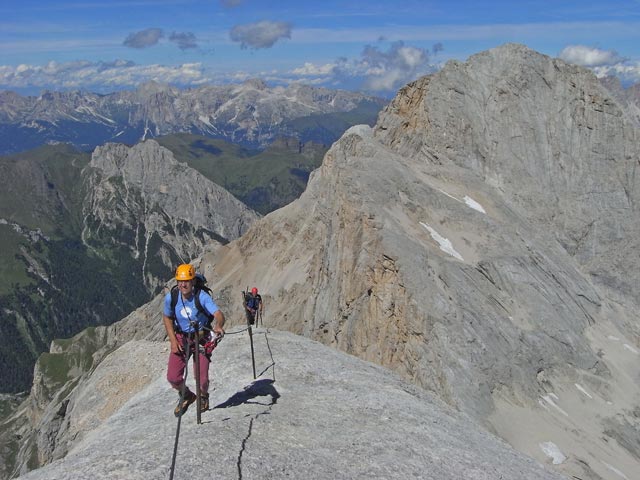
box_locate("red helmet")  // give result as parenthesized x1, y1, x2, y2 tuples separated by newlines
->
(251, 287, 258, 295)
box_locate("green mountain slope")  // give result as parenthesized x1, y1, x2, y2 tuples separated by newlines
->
(0, 145, 89, 294)
(157, 133, 327, 214)
(283, 99, 382, 145)
(0, 146, 148, 392)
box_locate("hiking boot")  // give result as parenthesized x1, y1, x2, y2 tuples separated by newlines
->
(174, 390, 197, 417)
(200, 393, 209, 411)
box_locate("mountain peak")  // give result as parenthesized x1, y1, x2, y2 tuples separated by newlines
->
(191, 42, 640, 480)
(0, 82, 386, 154)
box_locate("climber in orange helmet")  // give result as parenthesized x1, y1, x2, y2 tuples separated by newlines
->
(163, 263, 225, 416)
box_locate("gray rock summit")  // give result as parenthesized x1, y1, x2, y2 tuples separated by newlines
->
(2, 43, 639, 480)
(83, 139, 259, 290)
(376, 43, 640, 312)
(193, 43, 640, 479)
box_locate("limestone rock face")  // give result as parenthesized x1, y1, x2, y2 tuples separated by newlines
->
(194, 44, 640, 480)
(1, 298, 167, 479)
(83, 139, 259, 291)
(375, 44, 640, 313)
(600, 76, 640, 126)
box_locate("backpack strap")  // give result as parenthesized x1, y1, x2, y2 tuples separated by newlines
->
(169, 286, 181, 331)
(194, 287, 213, 330)
(194, 288, 215, 328)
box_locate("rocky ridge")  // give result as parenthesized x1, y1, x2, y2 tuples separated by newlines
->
(1, 298, 167, 478)
(374, 44, 640, 314)
(13, 321, 565, 480)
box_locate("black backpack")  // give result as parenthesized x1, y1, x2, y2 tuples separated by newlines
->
(170, 273, 214, 331)
(244, 293, 261, 310)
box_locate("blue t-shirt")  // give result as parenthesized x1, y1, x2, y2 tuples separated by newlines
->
(164, 290, 219, 333)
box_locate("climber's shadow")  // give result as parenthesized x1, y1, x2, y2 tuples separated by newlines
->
(214, 378, 280, 409)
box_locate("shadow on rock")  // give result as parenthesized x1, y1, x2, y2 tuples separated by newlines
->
(214, 379, 280, 409)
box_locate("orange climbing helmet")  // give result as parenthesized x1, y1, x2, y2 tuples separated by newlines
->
(175, 264, 196, 281)
(251, 287, 258, 295)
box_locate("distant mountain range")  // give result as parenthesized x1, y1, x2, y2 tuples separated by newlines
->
(0, 80, 386, 155)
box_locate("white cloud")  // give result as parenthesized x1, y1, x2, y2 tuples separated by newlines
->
(230, 21, 292, 49)
(360, 41, 433, 92)
(366, 68, 407, 91)
(591, 63, 640, 83)
(0, 60, 213, 93)
(557, 44, 640, 84)
(286, 41, 439, 94)
(278, 41, 443, 97)
(397, 45, 426, 68)
(558, 45, 624, 67)
(291, 62, 336, 76)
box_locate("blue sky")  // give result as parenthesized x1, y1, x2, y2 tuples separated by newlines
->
(1, 0, 640, 96)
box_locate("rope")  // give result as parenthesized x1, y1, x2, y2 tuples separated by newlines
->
(256, 329, 276, 381)
(202, 324, 249, 335)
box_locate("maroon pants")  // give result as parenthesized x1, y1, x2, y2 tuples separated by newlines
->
(167, 332, 211, 395)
